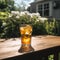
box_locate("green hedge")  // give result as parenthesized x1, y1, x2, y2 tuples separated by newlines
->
(0, 12, 60, 38)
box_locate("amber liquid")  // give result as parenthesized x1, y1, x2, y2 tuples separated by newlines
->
(19, 24, 34, 52)
(20, 34, 33, 52)
(21, 34, 31, 45)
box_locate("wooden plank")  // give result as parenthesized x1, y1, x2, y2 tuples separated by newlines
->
(0, 35, 60, 59)
(3, 46, 60, 60)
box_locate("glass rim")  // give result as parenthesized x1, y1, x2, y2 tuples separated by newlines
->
(19, 24, 32, 27)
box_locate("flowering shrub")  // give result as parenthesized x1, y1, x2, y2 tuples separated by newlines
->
(0, 11, 60, 38)
(0, 12, 9, 19)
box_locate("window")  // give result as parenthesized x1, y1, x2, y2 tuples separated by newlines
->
(44, 3, 49, 16)
(38, 4, 43, 16)
(38, 3, 49, 16)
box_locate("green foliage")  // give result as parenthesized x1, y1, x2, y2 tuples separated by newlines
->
(48, 54, 54, 60)
(0, 0, 16, 12)
(44, 19, 56, 35)
(0, 12, 10, 37)
(32, 20, 47, 35)
(0, 16, 20, 38)
(0, 20, 2, 33)
(0, 12, 60, 38)
(0, 12, 9, 19)
(0, 0, 7, 9)
(55, 20, 60, 35)
(19, 14, 31, 24)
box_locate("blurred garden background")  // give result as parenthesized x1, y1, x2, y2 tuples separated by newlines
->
(0, 0, 60, 39)
(0, 0, 60, 60)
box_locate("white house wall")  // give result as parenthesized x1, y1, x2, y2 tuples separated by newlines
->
(49, 1, 53, 17)
(30, 0, 60, 19)
(52, 9, 60, 19)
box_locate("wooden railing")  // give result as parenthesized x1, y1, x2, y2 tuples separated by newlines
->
(4, 46, 60, 60)
(0, 36, 60, 60)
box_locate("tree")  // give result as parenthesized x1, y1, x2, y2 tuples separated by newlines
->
(0, 0, 16, 12)
(6, 0, 15, 11)
(0, 0, 7, 11)
(15, 1, 26, 12)
(20, 1, 26, 11)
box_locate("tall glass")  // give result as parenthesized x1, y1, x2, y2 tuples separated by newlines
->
(19, 24, 34, 52)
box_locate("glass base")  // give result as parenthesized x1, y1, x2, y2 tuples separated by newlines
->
(18, 44, 34, 53)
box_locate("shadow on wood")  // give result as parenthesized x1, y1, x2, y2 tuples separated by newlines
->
(3, 46, 60, 60)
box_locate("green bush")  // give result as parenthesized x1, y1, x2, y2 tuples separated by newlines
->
(0, 16, 20, 38)
(0, 12, 9, 19)
(0, 12, 60, 38)
(32, 20, 47, 35)
(0, 20, 3, 33)
(44, 19, 56, 35)
(44, 19, 60, 35)
(55, 20, 60, 35)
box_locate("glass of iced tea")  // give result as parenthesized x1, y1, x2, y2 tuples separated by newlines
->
(19, 24, 34, 52)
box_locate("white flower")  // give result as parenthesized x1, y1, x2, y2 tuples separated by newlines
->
(39, 17, 48, 22)
(30, 12, 41, 18)
(10, 11, 48, 23)
(36, 12, 40, 16)
(36, 19, 40, 22)
(11, 11, 20, 15)
(2, 22, 6, 26)
(16, 15, 20, 18)
(9, 14, 12, 17)
(20, 11, 30, 16)
(20, 12, 25, 16)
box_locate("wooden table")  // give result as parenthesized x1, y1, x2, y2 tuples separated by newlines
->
(0, 35, 60, 60)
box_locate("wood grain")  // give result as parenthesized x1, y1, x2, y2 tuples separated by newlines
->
(0, 35, 60, 59)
